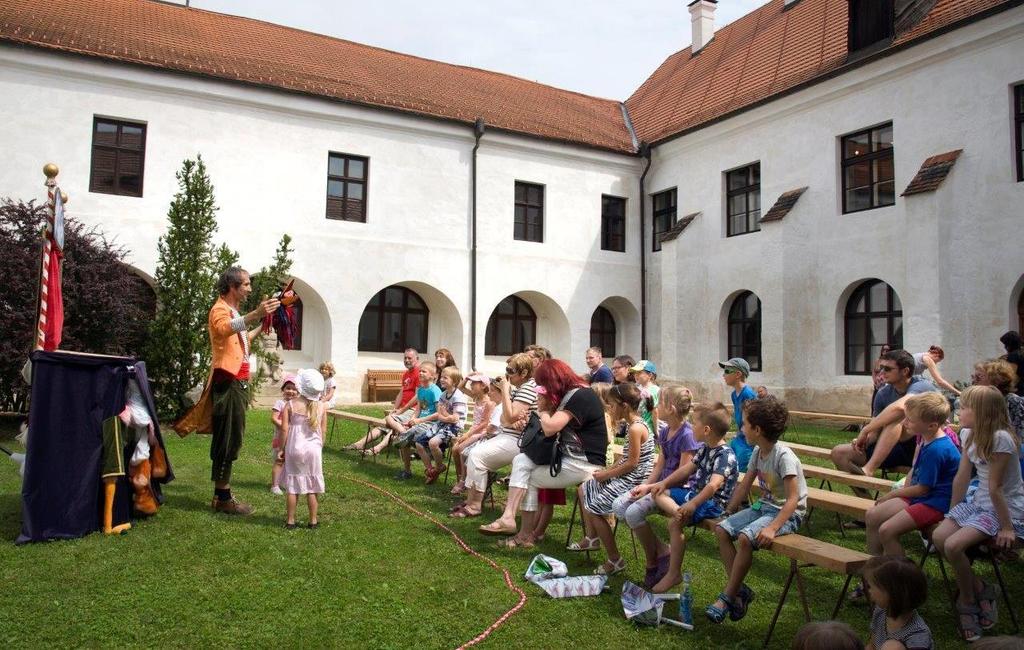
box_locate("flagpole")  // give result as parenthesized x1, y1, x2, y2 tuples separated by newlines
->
(35, 163, 65, 351)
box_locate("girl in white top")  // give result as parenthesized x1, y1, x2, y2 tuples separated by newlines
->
(933, 385, 1024, 642)
(451, 374, 500, 495)
(319, 362, 337, 410)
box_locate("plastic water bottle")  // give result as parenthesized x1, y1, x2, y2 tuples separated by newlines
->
(679, 572, 693, 627)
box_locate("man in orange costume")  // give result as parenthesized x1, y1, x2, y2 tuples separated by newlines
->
(175, 267, 278, 515)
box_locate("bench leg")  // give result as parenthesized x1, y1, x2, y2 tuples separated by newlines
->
(764, 559, 797, 649)
(611, 518, 639, 562)
(990, 554, 1020, 633)
(359, 424, 373, 462)
(832, 574, 854, 619)
(795, 563, 812, 623)
(327, 416, 337, 447)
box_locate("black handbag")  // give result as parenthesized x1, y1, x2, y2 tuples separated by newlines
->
(518, 389, 580, 477)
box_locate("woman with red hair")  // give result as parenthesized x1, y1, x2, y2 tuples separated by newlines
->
(479, 359, 609, 547)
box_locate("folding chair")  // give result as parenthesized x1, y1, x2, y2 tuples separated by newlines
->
(564, 492, 638, 562)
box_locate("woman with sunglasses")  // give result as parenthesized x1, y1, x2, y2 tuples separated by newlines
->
(452, 353, 537, 519)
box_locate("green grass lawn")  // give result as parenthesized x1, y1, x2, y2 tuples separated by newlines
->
(0, 410, 1019, 648)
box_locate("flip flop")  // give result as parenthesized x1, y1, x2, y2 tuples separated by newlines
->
(449, 507, 481, 519)
(448, 501, 468, 514)
(848, 464, 867, 476)
(479, 522, 517, 536)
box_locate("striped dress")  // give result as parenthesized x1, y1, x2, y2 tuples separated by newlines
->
(582, 418, 655, 515)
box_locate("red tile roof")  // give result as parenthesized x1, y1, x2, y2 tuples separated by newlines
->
(901, 149, 963, 195)
(0, 0, 636, 153)
(659, 212, 701, 243)
(626, 0, 1014, 145)
(0, 0, 1013, 154)
(760, 187, 808, 222)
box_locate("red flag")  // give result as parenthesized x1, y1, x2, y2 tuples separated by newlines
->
(42, 243, 63, 351)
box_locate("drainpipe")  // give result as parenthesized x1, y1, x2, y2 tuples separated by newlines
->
(638, 142, 652, 359)
(470, 118, 485, 370)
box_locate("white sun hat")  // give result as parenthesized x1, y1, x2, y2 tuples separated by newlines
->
(296, 368, 325, 401)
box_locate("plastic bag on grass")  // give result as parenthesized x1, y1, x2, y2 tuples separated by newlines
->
(524, 554, 607, 598)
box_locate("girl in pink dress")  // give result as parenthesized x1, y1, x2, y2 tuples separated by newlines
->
(280, 369, 326, 529)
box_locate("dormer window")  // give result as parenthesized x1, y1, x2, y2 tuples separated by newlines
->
(848, 0, 894, 55)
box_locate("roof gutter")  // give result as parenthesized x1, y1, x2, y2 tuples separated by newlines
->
(638, 142, 652, 359)
(470, 117, 485, 370)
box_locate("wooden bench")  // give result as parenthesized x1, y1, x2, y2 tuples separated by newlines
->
(788, 409, 868, 425)
(326, 410, 386, 456)
(694, 518, 869, 647)
(366, 369, 405, 402)
(801, 464, 893, 494)
(782, 441, 834, 461)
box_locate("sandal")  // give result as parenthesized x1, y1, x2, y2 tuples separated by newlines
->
(449, 507, 481, 519)
(730, 584, 755, 621)
(566, 536, 602, 552)
(479, 521, 518, 536)
(594, 557, 626, 576)
(448, 501, 468, 514)
(705, 592, 735, 624)
(977, 582, 998, 629)
(450, 481, 466, 495)
(956, 601, 984, 643)
(497, 536, 535, 550)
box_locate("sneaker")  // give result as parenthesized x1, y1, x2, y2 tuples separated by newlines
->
(270, 486, 284, 495)
(211, 497, 254, 515)
(394, 470, 413, 480)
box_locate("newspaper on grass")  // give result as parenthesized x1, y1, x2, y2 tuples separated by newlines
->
(524, 554, 607, 598)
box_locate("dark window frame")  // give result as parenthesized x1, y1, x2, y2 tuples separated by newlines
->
(326, 152, 369, 222)
(1015, 84, 1024, 183)
(651, 188, 677, 252)
(514, 181, 544, 243)
(844, 279, 903, 375)
(485, 295, 536, 356)
(89, 116, 147, 197)
(727, 291, 762, 372)
(841, 122, 895, 214)
(357, 285, 429, 353)
(601, 195, 627, 252)
(725, 163, 761, 237)
(589, 306, 617, 357)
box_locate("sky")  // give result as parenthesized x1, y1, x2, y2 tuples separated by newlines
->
(192, 0, 768, 101)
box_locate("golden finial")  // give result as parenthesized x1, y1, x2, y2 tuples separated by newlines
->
(60, 190, 69, 204)
(43, 163, 59, 179)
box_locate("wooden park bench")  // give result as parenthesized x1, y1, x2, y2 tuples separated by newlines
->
(366, 369, 405, 402)
(326, 409, 385, 456)
(694, 517, 869, 648)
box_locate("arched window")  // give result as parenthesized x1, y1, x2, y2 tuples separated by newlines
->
(1018, 291, 1024, 334)
(358, 286, 428, 353)
(590, 306, 617, 358)
(485, 296, 536, 356)
(727, 291, 762, 372)
(845, 279, 902, 375)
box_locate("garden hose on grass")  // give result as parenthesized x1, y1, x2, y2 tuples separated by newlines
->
(340, 473, 527, 648)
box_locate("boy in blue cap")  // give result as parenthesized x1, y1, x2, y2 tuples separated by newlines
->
(720, 357, 755, 471)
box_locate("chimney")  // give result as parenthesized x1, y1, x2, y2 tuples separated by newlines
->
(689, 0, 717, 53)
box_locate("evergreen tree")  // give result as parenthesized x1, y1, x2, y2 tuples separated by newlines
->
(146, 156, 223, 419)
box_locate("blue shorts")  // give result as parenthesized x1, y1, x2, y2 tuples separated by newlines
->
(668, 487, 726, 523)
(414, 424, 455, 449)
(717, 504, 802, 549)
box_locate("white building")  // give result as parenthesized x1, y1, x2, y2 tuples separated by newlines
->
(1, 0, 1022, 412)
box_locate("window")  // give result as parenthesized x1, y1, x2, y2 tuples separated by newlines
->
(326, 152, 368, 222)
(727, 291, 762, 372)
(842, 123, 895, 213)
(601, 195, 626, 252)
(726, 163, 761, 237)
(485, 296, 536, 356)
(1015, 84, 1023, 182)
(651, 188, 677, 252)
(357, 286, 428, 352)
(514, 182, 544, 242)
(89, 117, 146, 197)
(590, 307, 617, 357)
(282, 298, 303, 351)
(844, 279, 903, 375)
(847, 0, 894, 53)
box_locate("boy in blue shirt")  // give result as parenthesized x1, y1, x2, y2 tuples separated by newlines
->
(720, 357, 756, 471)
(393, 362, 443, 480)
(864, 392, 960, 557)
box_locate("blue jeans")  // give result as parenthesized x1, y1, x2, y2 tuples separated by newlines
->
(667, 488, 725, 523)
(717, 504, 802, 549)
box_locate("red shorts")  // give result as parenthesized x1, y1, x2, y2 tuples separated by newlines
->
(901, 498, 945, 528)
(537, 488, 566, 505)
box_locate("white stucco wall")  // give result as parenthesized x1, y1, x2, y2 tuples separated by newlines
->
(0, 46, 642, 403)
(648, 9, 1024, 413)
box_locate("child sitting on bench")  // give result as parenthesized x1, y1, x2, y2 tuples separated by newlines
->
(645, 401, 739, 593)
(708, 397, 807, 624)
(864, 392, 960, 559)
